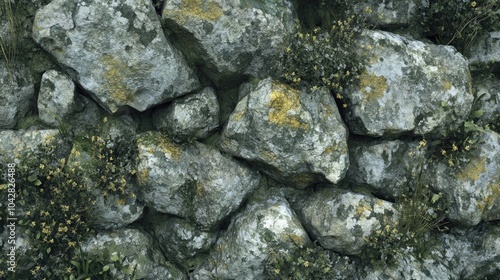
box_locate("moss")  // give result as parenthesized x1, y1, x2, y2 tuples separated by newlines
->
(268, 83, 308, 129)
(457, 157, 487, 181)
(358, 70, 388, 102)
(100, 55, 136, 110)
(163, 0, 223, 24)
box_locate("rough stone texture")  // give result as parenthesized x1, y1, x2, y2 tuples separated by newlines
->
(136, 131, 260, 229)
(192, 197, 310, 279)
(0, 63, 35, 129)
(37, 70, 84, 126)
(153, 87, 219, 142)
(346, 139, 425, 199)
(428, 129, 500, 226)
(468, 32, 500, 67)
(349, 0, 427, 28)
(146, 212, 218, 271)
(32, 0, 200, 113)
(162, 0, 295, 87)
(220, 78, 349, 188)
(473, 77, 500, 129)
(292, 188, 397, 255)
(0, 130, 61, 163)
(0, 226, 36, 275)
(82, 228, 186, 279)
(344, 30, 473, 137)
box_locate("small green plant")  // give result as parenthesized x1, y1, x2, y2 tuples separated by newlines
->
(363, 160, 448, 267)
(0, 0, 19, 79)
(264, 241, 355, 280)
(423, 0, 500, 53)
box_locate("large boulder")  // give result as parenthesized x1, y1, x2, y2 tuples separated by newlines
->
(0, 130, 61, 162)
(428, 129, 500, 226)
(162, 0, 295, 87)
(32, 0, 200, 113)
(0, 63, 35, 129)
(152, 87, 219, 142)
(136, 131, 260, 229)
(291, 188, 397, 255)
(344, 30, 473, 138)
(192, 197, 311, 279)
(220, 78, 349, 188)
(82, 228, 186, 279)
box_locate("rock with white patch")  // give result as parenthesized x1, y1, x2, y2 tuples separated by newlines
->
(220, 78, 349, 188)
(349, 0, 427, 28)
(32, 0, 199, 113)
(344, 30, 473, 137)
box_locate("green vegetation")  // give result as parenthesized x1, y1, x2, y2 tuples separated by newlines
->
(264, 241, 355, 280)
(423, 0, 500, 53)
(0, 0, 19, 79)
(363, 160, 448, 267)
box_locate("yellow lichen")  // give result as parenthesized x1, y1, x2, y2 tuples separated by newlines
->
(137, 168, 149, 186)
(442, 80, 453, 91)
(163, 0, 223, 24)
(100, 55, 136, 111)
(195, 181, 205, 197)
(358, 70, 388, 102)
(261, 149, 277, 161)
(457, 158, 487, 181)
(232, 109, 246, 121)
(482, 182, 500, 215)
(356, 203, 372, 217)
(268, 83, 308, 129)
(281, 233, 304, 245)
(156, 136, 182, 160)
(323, 146, 334, 154)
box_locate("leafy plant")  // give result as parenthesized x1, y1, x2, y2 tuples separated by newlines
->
(264, 241, 355, 280)
(423, 0, 500, 53)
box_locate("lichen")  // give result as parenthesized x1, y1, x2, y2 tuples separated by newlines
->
(137, 168, 149, 186)
(268, 83, 308, 129)
(457, 157, 487, 181)
(441, 79, 452, 91)
(358, 70, 388, 102)
(163, 0, 223, 24)
(139, 131, 182, 160)
(100, 55, 136, 111)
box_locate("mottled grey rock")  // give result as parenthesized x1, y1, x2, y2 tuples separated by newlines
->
(0, 226, 36, 275)
(32, 0, 200, 113)
(220, 78, 349, 188)
(0, 130, 61, 163)
(192, 197, 310, 279)
(0, 63, 35, 129)
(292, 188, 396, 255)
(153, 87, 219, 142)
(344, 30, 473, 137)
(347, 139, 425, 199)
(473, 77, 500, 129)
(82, 228, 186, 280)
(162, 0, 295, 87)
(136, 131, 260, 229)
(147, 213, 217, 271)
(349, 0, 427, 28)
(428, 129, 500, 225)
(468, 32, 500, 67)
(38, 70, 84, 126)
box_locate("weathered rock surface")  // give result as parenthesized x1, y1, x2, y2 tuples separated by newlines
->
(82, 228, 186, 279)
(136, 131, 260, 229)
(428, 129, 500, 226)
(473, 77, 500, 130)
(162, 0, 295, 87)
(37, 70, 84, 126)
(468, 31, 500, 67)
(0, 130, 61, 162)
(292, 188, 397, 255)
(349, 0, 427, 28)
(146, 213, 218, 271)
(220, 78, 349, 188)
(153, 87, 219, 142)
(346, 139, 424, 199)
(192, 197, 310, 279)
(344, 30, 473, 137)
(32, 0, 200, 113)
(0, 63, 35, 129)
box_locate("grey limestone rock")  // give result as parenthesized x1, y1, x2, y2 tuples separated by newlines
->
(82, 228, 186, 279)
(32, 0, 200, 113)
(37, 70, 84, 126)
(473, 77, 500, 130)
(153, 87, 219, 142)
(162, 0, 295, 87)
(192, 196, 310, 279)
(344, 30, 473, 137)
(220, 78, 349, 188)
(0, 130, 61, 163)
(349, 0, 427, 28)
(136, 131, 260, 229)
(468, 31, 500, 67)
